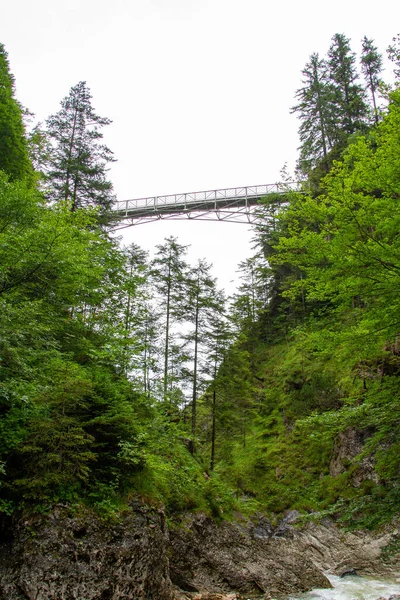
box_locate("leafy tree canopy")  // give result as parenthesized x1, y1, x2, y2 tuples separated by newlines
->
(0, 44, 33, 182)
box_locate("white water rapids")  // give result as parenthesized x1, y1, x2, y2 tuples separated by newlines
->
(290, 574, 399, 600)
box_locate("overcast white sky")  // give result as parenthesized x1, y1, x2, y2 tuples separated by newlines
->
(2, 0, 398, 293)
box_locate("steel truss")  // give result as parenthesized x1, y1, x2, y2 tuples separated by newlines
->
(111, 183, 301, 228)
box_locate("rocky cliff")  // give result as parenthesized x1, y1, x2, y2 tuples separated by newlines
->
(168, 513, 330, 598)
(0, 504, 173, 600)
(0, 505, 398, 600)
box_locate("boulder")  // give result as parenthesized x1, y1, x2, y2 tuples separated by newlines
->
(168, 513, 331, 598)
(0, 504, 174, 600)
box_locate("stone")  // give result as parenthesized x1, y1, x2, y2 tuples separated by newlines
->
(0, 504, 174, 600)
(329, 427, 380, 487)
(1, 505, 399, 599)
(168, 513, 331, 598)
(339, 568, 358, 578)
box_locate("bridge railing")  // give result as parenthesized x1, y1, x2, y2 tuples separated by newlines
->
(113, 182, 300, 215)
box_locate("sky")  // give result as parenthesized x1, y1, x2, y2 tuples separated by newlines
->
(2, 0, 398, 294)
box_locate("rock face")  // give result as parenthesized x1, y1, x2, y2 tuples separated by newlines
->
(0, 504, 174, 600)
(293, 520, 400, 578)
(168, 513, 331, 598)
(0, 506, 398, 600)
(329, 427, 380, 487)
(169, 514, 400, 599)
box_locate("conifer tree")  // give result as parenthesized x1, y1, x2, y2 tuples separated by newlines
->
(327, 34, 368, 138)
(26, 122, 52, 182)
(387, 34, 400, 81)
(204, 299, 231, 470)
(0, 43, 33, 182)
(291, 53, 337, 173)
(184, 260, 222, 440)
(46, 81, 115, 214)
(138, 302, 161, 396)
(231, 256, 271, 331)
(361, 36, 383, 125)
(151, 237, 189, 403)
(119, 244, 150, 378)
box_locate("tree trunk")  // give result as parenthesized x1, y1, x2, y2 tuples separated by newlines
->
(191, 294, 200, 439)
(163, 262, 172, 403)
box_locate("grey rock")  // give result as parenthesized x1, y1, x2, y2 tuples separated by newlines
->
(168, 513, 331, 598)
(339, 568, 358, 578)
(0, 505, 174, 600)
(330, 427, 380, 487)
(1, 506, 399, 600)
(288, 519, 400, 578)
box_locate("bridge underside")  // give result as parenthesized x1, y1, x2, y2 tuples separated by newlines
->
(111, 183, 299, 228)
(112, 196, 265, 228)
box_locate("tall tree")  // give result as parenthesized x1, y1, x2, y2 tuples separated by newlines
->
(119, 244, 150, 378)
(0, 43, 33, 182)
(291, 53, 337, 174)
(327, 34, 368, 137)
(272, 88, 400, 342)
(185, 260, 219, 439)
(231, 256, 271, 332)
(26, 122, 52, 182)
(151, 237, 189, 403)
(204, 299, 231, 471)
(361, 36, 383, 125)
(137, 301, 160, 396)
(387, 34, 400, 81)
(46, 81, 115, 214)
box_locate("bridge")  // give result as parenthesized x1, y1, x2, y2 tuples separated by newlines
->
(111, 182, 301, 228)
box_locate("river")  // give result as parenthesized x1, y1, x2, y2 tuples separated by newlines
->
(291, 574, 399, 600)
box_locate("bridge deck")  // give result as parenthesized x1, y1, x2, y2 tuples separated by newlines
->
(112, 183, 299, 227)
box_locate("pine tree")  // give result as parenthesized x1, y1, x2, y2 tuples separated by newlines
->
(361, 37, 383, 125)
(231, 256, 270, 331)
(291, 53, 338, 174)
(120, 244, 150, 378)
(387, 34, 400, 81)
(204, 298, 231, 470)
(185, 260, 219, 439)
(46, 81, 115, 214)
(138, 302, 161, 396)
(151, 237, 189, 403)
(0, 43, 33, 182)
(26, 122, 52, 181)
(327, 34, 368, 137)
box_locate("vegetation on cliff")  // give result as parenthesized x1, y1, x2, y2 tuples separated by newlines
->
(0, 35, 399, 527)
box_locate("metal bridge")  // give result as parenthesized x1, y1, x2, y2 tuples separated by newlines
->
(111, 182, 300, 228)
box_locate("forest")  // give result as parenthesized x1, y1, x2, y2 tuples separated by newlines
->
(0, 33, 399, 529)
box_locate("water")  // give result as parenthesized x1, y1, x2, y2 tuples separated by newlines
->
(291, 574, 400, 600)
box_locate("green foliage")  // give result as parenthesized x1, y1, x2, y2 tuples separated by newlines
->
(205, 89, 400, 524)
(327, 33, 369, 137)
(130, 416, 236, 516)
(151, 236, 189, 403)
(1, 37, 399, 530)
(339, 485, 400, 530)
(361, 36, 383, 124)
(387, 34, 400, 81)
(46, 81, 115, 215)
(0, 44, 34, 182)
(0, 173, 163, 512)
(274, 89, 400, 344)
(184, 259, 221, 437)
(291, 52, 337, 174)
